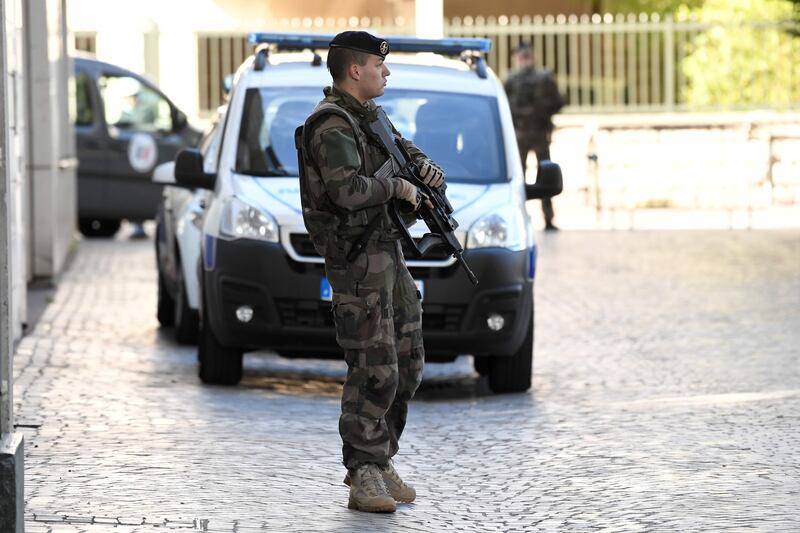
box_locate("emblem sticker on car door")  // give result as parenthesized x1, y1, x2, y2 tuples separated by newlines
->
(128, 132, 158, 173)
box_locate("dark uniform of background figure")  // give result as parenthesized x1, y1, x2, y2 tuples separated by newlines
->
(297, 32, 444, 496)
(504, 43, 564, 231)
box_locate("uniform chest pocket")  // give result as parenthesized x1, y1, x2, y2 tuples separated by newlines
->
(332, 291, 384, 351)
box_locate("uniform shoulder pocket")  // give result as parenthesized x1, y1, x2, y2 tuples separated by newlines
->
(321, 128, 361, 169)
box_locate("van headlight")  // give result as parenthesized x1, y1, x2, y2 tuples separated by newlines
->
(220, 196, 278, 242)
(467, 206, 525, 250)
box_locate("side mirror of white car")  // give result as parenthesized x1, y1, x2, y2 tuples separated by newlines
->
(174, 148, 216, 190)
(525, 160, 563, 200)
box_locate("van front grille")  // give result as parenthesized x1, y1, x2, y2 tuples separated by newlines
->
(275, 298, 334, 328)
(275, 298, 465, 332)
(288, 233, 452, 262)
(289, 234, 320, 257)
(421, 304, 466, 332)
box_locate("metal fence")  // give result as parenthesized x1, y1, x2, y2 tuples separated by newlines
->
(73, 32, 96, 54)
(197, 14, 800, 113)
(446, 14, 800, 112)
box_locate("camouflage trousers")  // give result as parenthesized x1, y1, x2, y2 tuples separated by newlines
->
(325, 237, 424, 471)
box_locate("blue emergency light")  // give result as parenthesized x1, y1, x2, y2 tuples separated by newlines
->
(247, 32, 491, 56)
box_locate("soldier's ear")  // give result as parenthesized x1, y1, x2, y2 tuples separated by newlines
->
(349, 62, 361, 81)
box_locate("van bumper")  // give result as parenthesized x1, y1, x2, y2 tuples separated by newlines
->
(203, 236, 535, 359)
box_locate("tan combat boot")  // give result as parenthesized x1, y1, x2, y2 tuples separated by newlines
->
(344, 459, 416, 503)
(347, 463, 396, 513)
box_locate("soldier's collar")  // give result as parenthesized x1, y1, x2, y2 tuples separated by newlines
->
(323, 85, 377, 121)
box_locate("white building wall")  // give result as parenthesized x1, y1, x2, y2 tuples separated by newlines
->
(67, 0, 287, 120)
(53, 0, 78, 274)
(4, 0, 28, 340)
(27, 0, 77, 279)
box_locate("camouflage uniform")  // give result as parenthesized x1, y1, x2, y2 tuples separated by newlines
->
(504, 66, 564, 226)
(298, 85, 426, 470)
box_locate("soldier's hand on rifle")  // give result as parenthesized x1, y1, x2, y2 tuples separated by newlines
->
(394, 178, 432, 211)
(419, 158, 445, 188)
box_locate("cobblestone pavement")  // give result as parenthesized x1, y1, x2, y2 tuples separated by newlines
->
(14, 230, 800, 532)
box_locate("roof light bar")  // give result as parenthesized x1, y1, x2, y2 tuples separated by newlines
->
(248, 32, 491, 55)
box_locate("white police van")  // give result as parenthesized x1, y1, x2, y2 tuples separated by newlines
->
(172, 33, 562, 392)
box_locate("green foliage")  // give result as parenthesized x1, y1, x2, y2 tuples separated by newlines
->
(679, 0, 800, 107)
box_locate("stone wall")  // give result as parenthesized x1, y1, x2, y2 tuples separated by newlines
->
(550, 112, 800, 211)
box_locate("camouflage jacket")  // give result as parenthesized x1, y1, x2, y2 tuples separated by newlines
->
(298, 85, 426, 257)
(504, 66, 564, 138)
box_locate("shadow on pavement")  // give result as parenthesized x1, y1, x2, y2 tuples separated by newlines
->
(233, 353, 494, 401)
(241, 372, 344, 397)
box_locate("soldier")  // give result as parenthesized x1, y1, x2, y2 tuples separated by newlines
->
(505, 43, 564, 231)
(297, 31, 445, 513)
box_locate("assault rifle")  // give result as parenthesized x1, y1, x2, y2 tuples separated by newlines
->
(358, 107, 479, 286)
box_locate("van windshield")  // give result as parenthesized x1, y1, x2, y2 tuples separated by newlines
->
(236, 87, 507, 183)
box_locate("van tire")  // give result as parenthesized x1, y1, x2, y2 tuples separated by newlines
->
(198, 290, 243, 385)
(473, 356, 491, 376)
(488, 309, 533, 393)
(79, 217, 121, 238)
(157, 268, 175, 327)
(173, 256, 199, 344)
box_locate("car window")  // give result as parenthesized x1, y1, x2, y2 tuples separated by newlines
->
(70, 71, 94, 126)
(384, 90, 507, 183)
(236, 87, 507, 183)
(235, 89, 312, 177)
(98, 74, 172, 133)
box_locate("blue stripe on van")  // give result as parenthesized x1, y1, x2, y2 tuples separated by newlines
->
(527, 246, 537, 280)
(204, 234, 216, 271)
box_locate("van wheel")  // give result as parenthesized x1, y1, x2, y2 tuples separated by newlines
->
(198, 291, 243, 385)
(473, 356, 491, 376)
(488, 309, 533, 393)
(173, 257, 199, 344)
(79, 218, 121, 238)
(156, 268, 175, 327)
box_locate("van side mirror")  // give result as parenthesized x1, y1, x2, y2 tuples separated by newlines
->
(525, 160, 563, 200)
(174, 148, 216, 190)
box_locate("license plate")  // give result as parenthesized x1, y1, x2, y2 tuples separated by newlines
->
(320, 278, 332, 301)
(320, 278, 423, 301)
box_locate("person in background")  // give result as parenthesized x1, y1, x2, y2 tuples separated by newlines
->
(505, 43, 564, 231)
